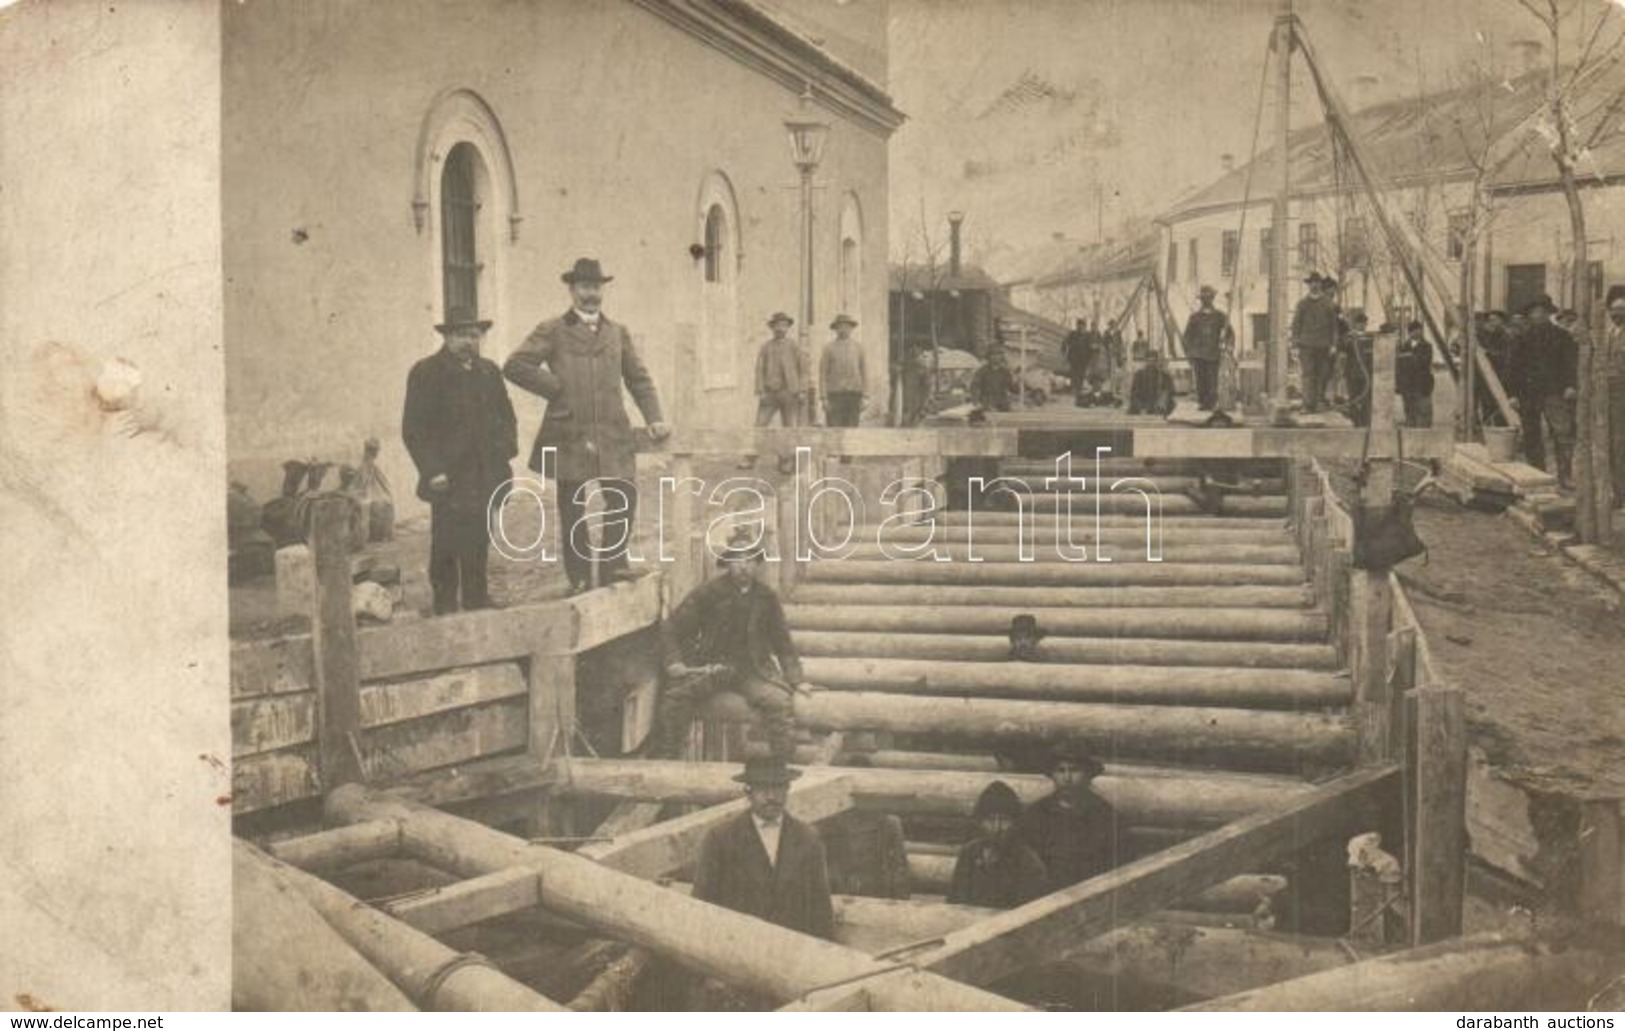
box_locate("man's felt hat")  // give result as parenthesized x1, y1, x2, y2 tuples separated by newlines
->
(1321, 276, 1339, 290)
(1607, 285, 1625, 307)
(1197, 284, 1218, 298)
(1303, 271, 1324, 284)
(716, 525, 767, 566)
(435, 307, 492, 334)
(768, 311, 795, 327)
(972, 780, 1024, 820)
(1007, 613, 1046, 639)
(1524, 294, 1557, 316)
(561, 257, 614, 285)
(1045, 741, 1106, 778)
(734, 754, 802, 786)
(830, 313, 858, 329)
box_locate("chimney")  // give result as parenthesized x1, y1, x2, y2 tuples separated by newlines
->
(948, 210, 965, 278)
(1221, 153, 1235, 173)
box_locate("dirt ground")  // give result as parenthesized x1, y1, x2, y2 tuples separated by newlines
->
(1360, 474, 1625, 800)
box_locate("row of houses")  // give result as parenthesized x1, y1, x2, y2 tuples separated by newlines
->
(998, 60, 1625, 359)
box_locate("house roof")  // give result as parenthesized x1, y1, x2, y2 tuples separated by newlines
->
(888, 261, 1004, 293)
(1158, 63, 1625, 225)
(1030, 225, 1159, 289)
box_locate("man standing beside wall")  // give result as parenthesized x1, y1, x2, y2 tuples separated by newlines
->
(504, 258, 670, 594)
(821, 313, 868, 428)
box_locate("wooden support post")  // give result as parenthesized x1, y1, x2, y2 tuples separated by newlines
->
(893, 766, 1399, 994)
(325, 784, 1025, 1011)
(668, 454, 697, 601)
(311, 496, 364, 788)
(527, 652, 576, 770)
(1347, 831, 1404, 948)
(1405, 687, 1467, 945)
(1351, 332, 1398, 764)
(777, 468, 799, 596)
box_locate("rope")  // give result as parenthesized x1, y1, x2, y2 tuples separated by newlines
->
(1227, 34, 1277, 318)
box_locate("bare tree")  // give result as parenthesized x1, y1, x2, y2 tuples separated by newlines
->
(1517, 0, 1623, 544)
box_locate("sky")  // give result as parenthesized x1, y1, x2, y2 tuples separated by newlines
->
(885, 0, 1606, 273)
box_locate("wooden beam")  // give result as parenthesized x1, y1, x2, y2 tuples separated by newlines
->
(265, 819, 401, 873)
(1181, 931, 1623, 1011)
(325, 784, 1026, 1011)
(386, 866, 550, 937)
(233, 837, 418, 1011)
(576, 773, 857, 880)
(903, 766, 1399, 989)
(311, 498, 364, 788)
(593, 800, 666, 838)
(527, 652, 575, 767)
(236, 839, 566, 1011)
(1405, 687, 1467, 945)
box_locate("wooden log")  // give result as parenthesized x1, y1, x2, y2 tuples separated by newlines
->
(237, 840, 567, 1011)
(792, 631, 1338, 670)
(233, 838, 418, 1011)
(1181, 932, 1625, 1011)
(791, 583, 1316, 610)
(557, 758, 1314, 828)
(266, 819, 401, 873)
(325, 784, 1027, 1011)
(802, 560, 1306, 588)
(1405, 687, 1467, 945)
(795, 691, 1354, 769)
(903, 766, 1398, 991)
(593, 800, 666, 838)
(800, 656, 1348, 709)
(311, 498, 364, 788)
(787, 605, 1328, 643)
(913, 508, 1287, 530)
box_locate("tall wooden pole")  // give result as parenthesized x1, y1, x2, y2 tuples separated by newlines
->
(312, 497, 364, 788)
(1352, 331, 1397, 764)
(1268, 4, 1293, 399)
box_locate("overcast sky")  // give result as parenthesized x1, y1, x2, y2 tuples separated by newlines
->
(885, 0, 1598, 269)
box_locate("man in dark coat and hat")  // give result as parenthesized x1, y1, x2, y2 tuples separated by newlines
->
(1183, 285, 1235, 412)
(503, 258, 670, 594)
(1511, 294, 1580, 487)
(1292, 272, 1340, 412)
(1016, 743, 1123, 890)
(949, 781, 1049, 908)
(656, 528, 812, 760)
(402, 308, 518, 615)
(742, 312, 805, 473)
(692, 754, 835, 940)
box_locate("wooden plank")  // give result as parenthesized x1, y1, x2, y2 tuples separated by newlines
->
(383, 753, 553, 810)
(231, 637, 316, 699)
(1406, 687, 1467, 945)
(564, 571, 662, 653)
(908, 765, 1399, 988)
(593, 800, 666, 838)
(232, 664, 527, 758)
(233, 701, 529, 813)
(387, 867, 546, 937)
(312, 498, 364, 788)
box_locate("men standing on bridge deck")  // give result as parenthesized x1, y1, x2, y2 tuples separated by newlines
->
(1017, 743, 1123, 890)
(402, 307, 517, 615)
(1511, 294, 1579, 488)
(1292, 272, 1340, 412)
(1183, 285, 1235, 412)
(656, 529, 811, 760)
(503, 258, 670, 594)
(741, 311, 804, 473)
(1064, 318, 1095, 406)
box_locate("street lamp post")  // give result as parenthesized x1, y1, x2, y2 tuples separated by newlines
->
(784, 87, 830, 425)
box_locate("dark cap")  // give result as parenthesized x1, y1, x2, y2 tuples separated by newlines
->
(767, 311, 794, 327)
(1197, 284, 1218, 298)
(1007, 613, 1046, 640)
(972, 780, 1024, 820)
(1524, 294, 1557, 316)
(830, 313, 858, 329)
(435, 306, 492, 334)
(1045, 741, 1106, 777)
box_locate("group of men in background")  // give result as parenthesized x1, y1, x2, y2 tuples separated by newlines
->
(1289, 271, 1437, 430)
(1471, 296, 1582, 488)
(1063, 317, 1127, 407)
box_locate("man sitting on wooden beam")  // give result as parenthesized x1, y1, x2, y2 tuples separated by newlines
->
(655, 527, 813, 760)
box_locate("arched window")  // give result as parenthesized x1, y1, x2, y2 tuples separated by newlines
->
(441, 143, 483, 317)
(696, 172, 742, 389)
(838, 193, 864, 317)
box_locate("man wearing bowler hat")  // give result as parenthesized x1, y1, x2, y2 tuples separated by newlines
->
(504, 258, 670, 594)
(742, 311, 805, 473)
(692, 753, 835, 940)
(1017, 741, 1123, 889)
(820, 313, 868, 427)
(402, 307, 517, 615)
(1510, 293, 1579, 486)
(1292, 272, 1339, 412)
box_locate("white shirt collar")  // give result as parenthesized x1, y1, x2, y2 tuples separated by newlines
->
(573, 308, 601, 325)
(751, 813, 783, 865)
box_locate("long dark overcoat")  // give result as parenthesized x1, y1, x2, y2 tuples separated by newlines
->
(401, 347, 517, 503)
(691, 811, 835, 940)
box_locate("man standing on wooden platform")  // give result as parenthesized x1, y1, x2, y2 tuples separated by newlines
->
(401, 307, 517, 615)
(740, 311, 804, 473)
(1184, 285, 1234, 413)
(1016, 743, 1123, 891)
(820, 313, 868, 428)
(503, 258, 669, 595)
(656, 529, 811, 760)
